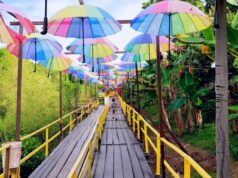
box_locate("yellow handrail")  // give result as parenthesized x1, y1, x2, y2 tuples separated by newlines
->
(67, 105, 109, 178)
(118, 96, 211, 178)
(0, 100, 99, 178)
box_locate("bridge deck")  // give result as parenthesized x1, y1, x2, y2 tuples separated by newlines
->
(29, 106, 105, 178)
(90, 105, 154, 178)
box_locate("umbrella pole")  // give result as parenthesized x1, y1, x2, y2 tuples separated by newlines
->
(97, 58, 100, 77)
(82, 18, 85, 63)
(75, 77, 78, 109)
(59, 71, 63, 140)
(156, 36, 166, 178)
(34, 38, 37, 72)
(47, 58, 53, 77)
(92, 44, 95, 72)
(15, 25, 23, 141)
(135, 62, 141, 114)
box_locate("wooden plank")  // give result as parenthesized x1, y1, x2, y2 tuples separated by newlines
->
(91, 151, 99, 178)
(101, 129, 107, 145)
(94, 145, 107, 178)
(134, 144, 154, 178)
(117, 129, 126, 145)
(113, 145, 123, 178)
(126, 128, 139, 144)
(112, 129, 119, 145)
(120, 145, 134, 178)
(107, 129, 113, 145)
(104, 145, 114, 178)
(127, 144, 144, 178)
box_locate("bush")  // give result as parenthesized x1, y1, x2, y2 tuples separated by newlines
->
(20, 138, 44, 178)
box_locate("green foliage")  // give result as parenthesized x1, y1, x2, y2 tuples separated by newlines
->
(20, 138, 44, 178)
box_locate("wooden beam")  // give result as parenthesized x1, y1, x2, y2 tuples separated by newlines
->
(10, 19, 131, 26)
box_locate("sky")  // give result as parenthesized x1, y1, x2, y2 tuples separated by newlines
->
(3, 0, 146, 54)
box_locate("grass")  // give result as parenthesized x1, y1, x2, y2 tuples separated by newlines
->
(180, 123, 238, 160)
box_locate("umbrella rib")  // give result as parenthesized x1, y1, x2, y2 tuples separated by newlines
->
(196, 14, 210, 30)
(96, 18, 108, 37)
(186, 13, 199, 32)
(177, 13, 187, 34)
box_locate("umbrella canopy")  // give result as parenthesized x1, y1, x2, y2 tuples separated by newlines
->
(121, 52, 149, 63)
(67, 38, 117, 58)
(125, 34, 175, 58)
(0, 15, 24, 43)
(131, 0, 212, 36)
(48, 4, 121, 63)
(48, 5, 121, 38)
(227, 0, 238, 6)
(117, 61, 148, 70)
(7, 33, 63, 71)
(40, 53, 72, 72)
(0, 3, 34, 34)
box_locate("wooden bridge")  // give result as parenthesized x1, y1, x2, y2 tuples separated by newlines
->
(0, 96, 211, 178)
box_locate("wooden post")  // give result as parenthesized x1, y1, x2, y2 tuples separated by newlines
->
(59, 71, 63, 140)
(15, 25, 23, 141)
(135, 62, 141, 114)
(74, 77, 78, 109)
(156, 36, 165, 178)
(215, 0, 230, 177)
(4, 147, 10, 178)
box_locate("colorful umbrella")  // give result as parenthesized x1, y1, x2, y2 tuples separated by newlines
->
(67, 38, 117, 56)
(48, 4, 121, 62)
(125, 34, 175, 59)
(39, 53, 72, 76)
(131, 0, 211, 36)
(8, 33, 63, 71)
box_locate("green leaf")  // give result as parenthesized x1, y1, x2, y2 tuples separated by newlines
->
(192, 88, 210, 100)
(229, 105, 238, 111)
(178, 37, 204, 44)
(228, 25, 238, 48)
(178, 71, 195, 92)
(232, 11, 238, 30)
(160, 66, 171, 88)
(228, 113, 238, 121)
(201, 27, 215, 45)
(167, 97, 186, 113)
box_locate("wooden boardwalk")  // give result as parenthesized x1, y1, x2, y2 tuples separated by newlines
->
(90, 105, 154, 178)
(29, 106, 105, 178)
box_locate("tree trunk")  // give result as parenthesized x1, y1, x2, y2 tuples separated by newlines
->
(169, 86, 184, 135)
(162, 99, 171, 130)
(215, 0, 230, 177)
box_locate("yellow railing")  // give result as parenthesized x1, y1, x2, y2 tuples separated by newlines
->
(118, 96, 211, 178)
(67, 105, 109, 178)
(0, 101, 99, 178)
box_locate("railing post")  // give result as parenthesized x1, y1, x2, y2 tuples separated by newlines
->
(156, 135, 161, 176)
(88, 140, 93, 178)
(69, 114, 73, 133)
(132, 113, 136, 133)
(184, 159, 191, 178)
(144, 124, 149, 154)
(137, 115, 141, 141)
(4, 146, 10, 178)
(45, 127, 49, 157)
